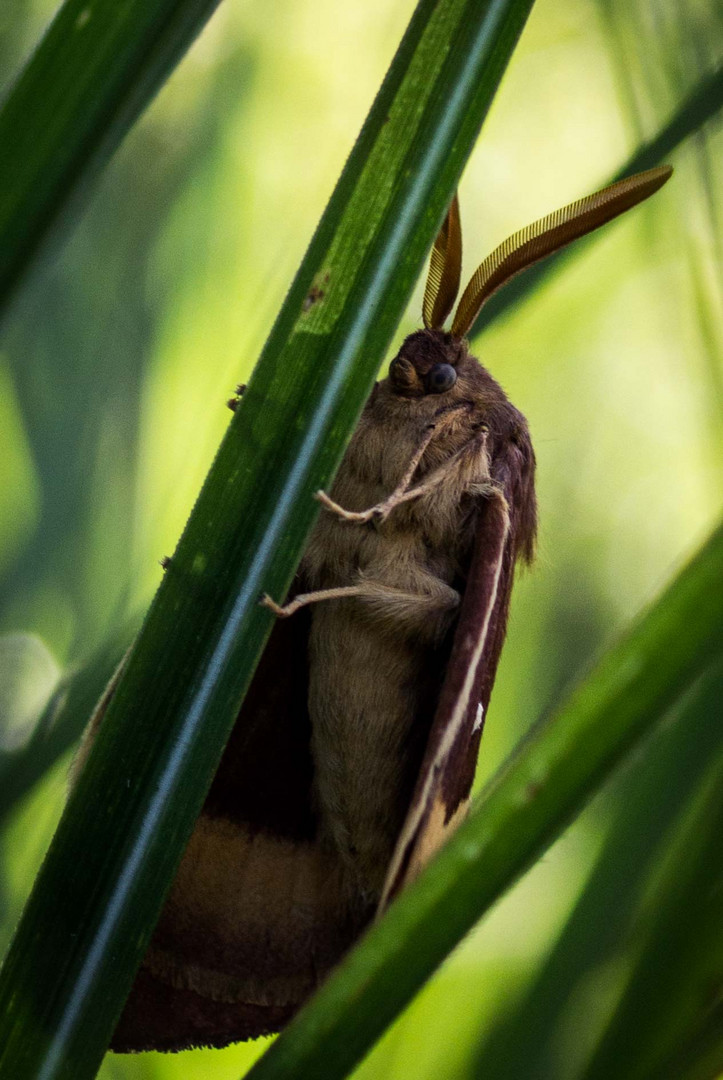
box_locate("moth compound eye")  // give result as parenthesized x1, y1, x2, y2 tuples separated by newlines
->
(425, 363, 457, 394)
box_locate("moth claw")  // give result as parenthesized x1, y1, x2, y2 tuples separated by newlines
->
(260, 593, 290, 617)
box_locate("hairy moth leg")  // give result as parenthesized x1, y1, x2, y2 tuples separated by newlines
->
(318, 427, 493, 524)
(262, 577, 460, 638)
(316, 403, 477, 523)
(261, 585, 369, 618)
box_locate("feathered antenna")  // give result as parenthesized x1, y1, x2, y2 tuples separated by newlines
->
(450, 165, 673, 339)
(422, 194, 462, 330)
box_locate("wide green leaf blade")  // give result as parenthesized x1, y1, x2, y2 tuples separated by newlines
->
(243, 520, 723, 1080)
(0, 1, 537, 1077)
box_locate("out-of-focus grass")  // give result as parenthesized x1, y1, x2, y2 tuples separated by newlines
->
(0, 0, 720, 1077)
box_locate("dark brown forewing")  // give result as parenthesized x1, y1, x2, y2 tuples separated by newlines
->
(111, 587, 360, 1052)
(379, 431, 536, 908)
(203, 602, 315, 839)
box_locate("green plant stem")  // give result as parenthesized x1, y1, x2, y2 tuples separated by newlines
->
(244, 520, 723, 1080)
(0, 2, 537, 1078)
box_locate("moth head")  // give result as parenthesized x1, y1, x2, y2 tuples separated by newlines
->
(388, 329, 467, 398)
(407, 166, 673, 368)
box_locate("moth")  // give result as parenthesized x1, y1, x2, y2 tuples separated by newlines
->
(75, 165, 671, 1052)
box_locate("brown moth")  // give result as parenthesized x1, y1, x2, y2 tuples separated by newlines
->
(75, 166, 671, 1052)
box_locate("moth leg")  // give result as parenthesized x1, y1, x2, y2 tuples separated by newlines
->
(315, 426, 438, 523)
(261, 585, 369, 618)
(263, 576, 460, 643)
(353, 575, 460, 642)
(316, 405, 474, 523)
(373, 450, 497, 516)
(322, 429, 497, 524)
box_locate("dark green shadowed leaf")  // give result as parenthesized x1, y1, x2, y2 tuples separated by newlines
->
(581, 706, 723, 1080)
(242, 521, 723, 1080)
(656, 1006, 723, 1080)
(471, 661, 723, 1080)
(0, 0, 228, 317)
(0, 1, 537, 1077)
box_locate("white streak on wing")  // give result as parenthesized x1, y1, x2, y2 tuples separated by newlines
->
(379, 501, 510, 910)
(473, 702, 484, 733)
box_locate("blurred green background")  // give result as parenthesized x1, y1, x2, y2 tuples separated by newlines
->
(0, 0, 721, 1077)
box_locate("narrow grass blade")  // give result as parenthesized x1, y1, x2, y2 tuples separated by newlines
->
(471, 661, 723, 1079)
(581, 733, 723, 1080)
(0, 0, 228, 316)
(656, 1005, 723, 1080)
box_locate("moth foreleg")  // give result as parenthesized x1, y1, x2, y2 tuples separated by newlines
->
(316, 404, 473, 523)
(320, 445, 495, 526)
(314, 422, 439, 523)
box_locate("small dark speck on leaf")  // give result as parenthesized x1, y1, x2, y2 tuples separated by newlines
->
(303, 285, 326, 312)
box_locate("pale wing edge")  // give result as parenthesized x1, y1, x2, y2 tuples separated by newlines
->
(378, 493, 512, 910)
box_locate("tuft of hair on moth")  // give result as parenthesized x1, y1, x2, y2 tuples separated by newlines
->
(99, 166, 672, 1053)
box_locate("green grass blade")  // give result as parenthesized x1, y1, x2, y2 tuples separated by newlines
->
(0, 0, 229, 317)
(0, 1, 537, 1077)
(243, 520, 723, 1080)
(471, 61, 723, 336)
(470, 661, 723, 1079)
(656, 1006, 723, 1080)
(581, 728, 723, 1080)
